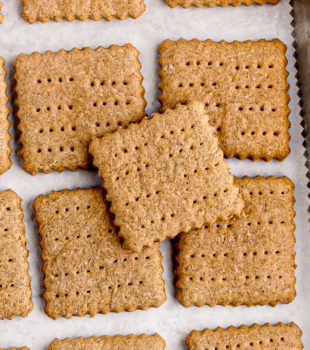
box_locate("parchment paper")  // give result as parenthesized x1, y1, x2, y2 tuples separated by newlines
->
(0, 0, 308, 349)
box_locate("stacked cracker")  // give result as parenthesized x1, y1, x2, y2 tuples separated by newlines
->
(9, 39, 302, 348)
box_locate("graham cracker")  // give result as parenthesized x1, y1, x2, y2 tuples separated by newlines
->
(13, 44, 146, 175)
(0, 57, 11, 174)
(185, 323, 303, 349)
(49, 334, 166, 349)
(20, 0, 146, 23)
(0, 190, 32, 319)
(33, 187, 166, 319)
(90, 102, 244, 252)
(158, 39, 290, 161)
(163, 0, 280, 8)
(175, 176, 296, 307)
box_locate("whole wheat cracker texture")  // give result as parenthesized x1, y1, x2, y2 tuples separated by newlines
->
(0, 348, 30, 350)
(175, 176, 296, 307)
(20, 0, 146, 24)
(33, 187, 166, 319)
(90, 102, 244, 252)
(49, 334, 166, 349)
(185, 323, 303, 349)
(13, 44, 146, 175)
(0, 57, 11, 174)
(0, 190, 32, 319)
(158, 39, 290, 161)
(0, 3, 3, 23)
(163, 0, 280, 8)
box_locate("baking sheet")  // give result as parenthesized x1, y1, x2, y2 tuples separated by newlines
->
(0, 0, 309, 349)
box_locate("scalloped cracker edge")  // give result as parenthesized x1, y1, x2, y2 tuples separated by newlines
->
(185, 323, 302, 349)
(20, 0, 146, 24)
(49, 334, 166, 349)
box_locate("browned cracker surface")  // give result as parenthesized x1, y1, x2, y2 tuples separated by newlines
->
(158, 39, 290, 161)
(176, 176, 296, 307)
(0, 348, 30, 350)
(0, 3, 3, 23)
(33, 187, 166, 319)
(185, 323, 303, 349)
(49, 334, 166, 349)
(0, 57, 11, 174)
(13, 44, 146, 175)
(20, 0, 146, 23)
(0, 190, 32, 319)
(90, 102, 244, 252)
(163, 0, 280, 8)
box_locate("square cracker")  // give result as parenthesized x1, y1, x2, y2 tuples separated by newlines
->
(20, 0, 146, 24)
(0, 58, 11, 174)
(163, 0, 280, 8)
(89, 102, 244, 252)
(33, 187, 166, 319)
(0, 190, 32, 319)
(158, 39, 290, 161)
(175, 176, 296, 307)
(185, 323, 303, 350)
(13, 44, 146, 175)
(49, 334, 166, 349)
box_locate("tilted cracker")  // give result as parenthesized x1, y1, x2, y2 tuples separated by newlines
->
(20, 0, 146, 24)
(0, 58, 11, 174)
(163, 0, 280, 8)
(33, 187, 166, 319)
(49, 334, 166, 350)
(0, 190, 32, 319)
(158, 39, 290, 161)
(185, 323, 303, 350)
(13, 44, 146, 175)
(90, 102, 243, 252)
(175, 176, 296, 307)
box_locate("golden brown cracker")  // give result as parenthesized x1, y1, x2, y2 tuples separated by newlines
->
(90, 102, 244, 252)
(13, 44, 146, 175)
(175, 176, 296, 307)
(0, 58, 11, 174)
(158, 39, 290, 161)
(185, 323, 303, 349)
(33, 187, 166, 319)
(0, 348, 30, 350)
(20, 0, 146, 24)
(0, 3, 3, 23)
(49, 334, 166, 349)
(0, 190, 32, 319)
(163, 0, 280, 8)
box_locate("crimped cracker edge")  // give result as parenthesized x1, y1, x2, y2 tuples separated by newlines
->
(163, 0, 280, 9)
(174, 175, 297, 308)
(48, 333, 166, 349)
(157, 38, 291, 161)
(184, 322, 303, 349)
(20, 0, 146, 24)
(0, 58, 12, 174)
(32, 187, 166, 319)
(1, 189, 33, 320)
(13, 44, 146, 176)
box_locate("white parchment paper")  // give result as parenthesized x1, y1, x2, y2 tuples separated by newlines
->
(0, 0, 308, 349)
